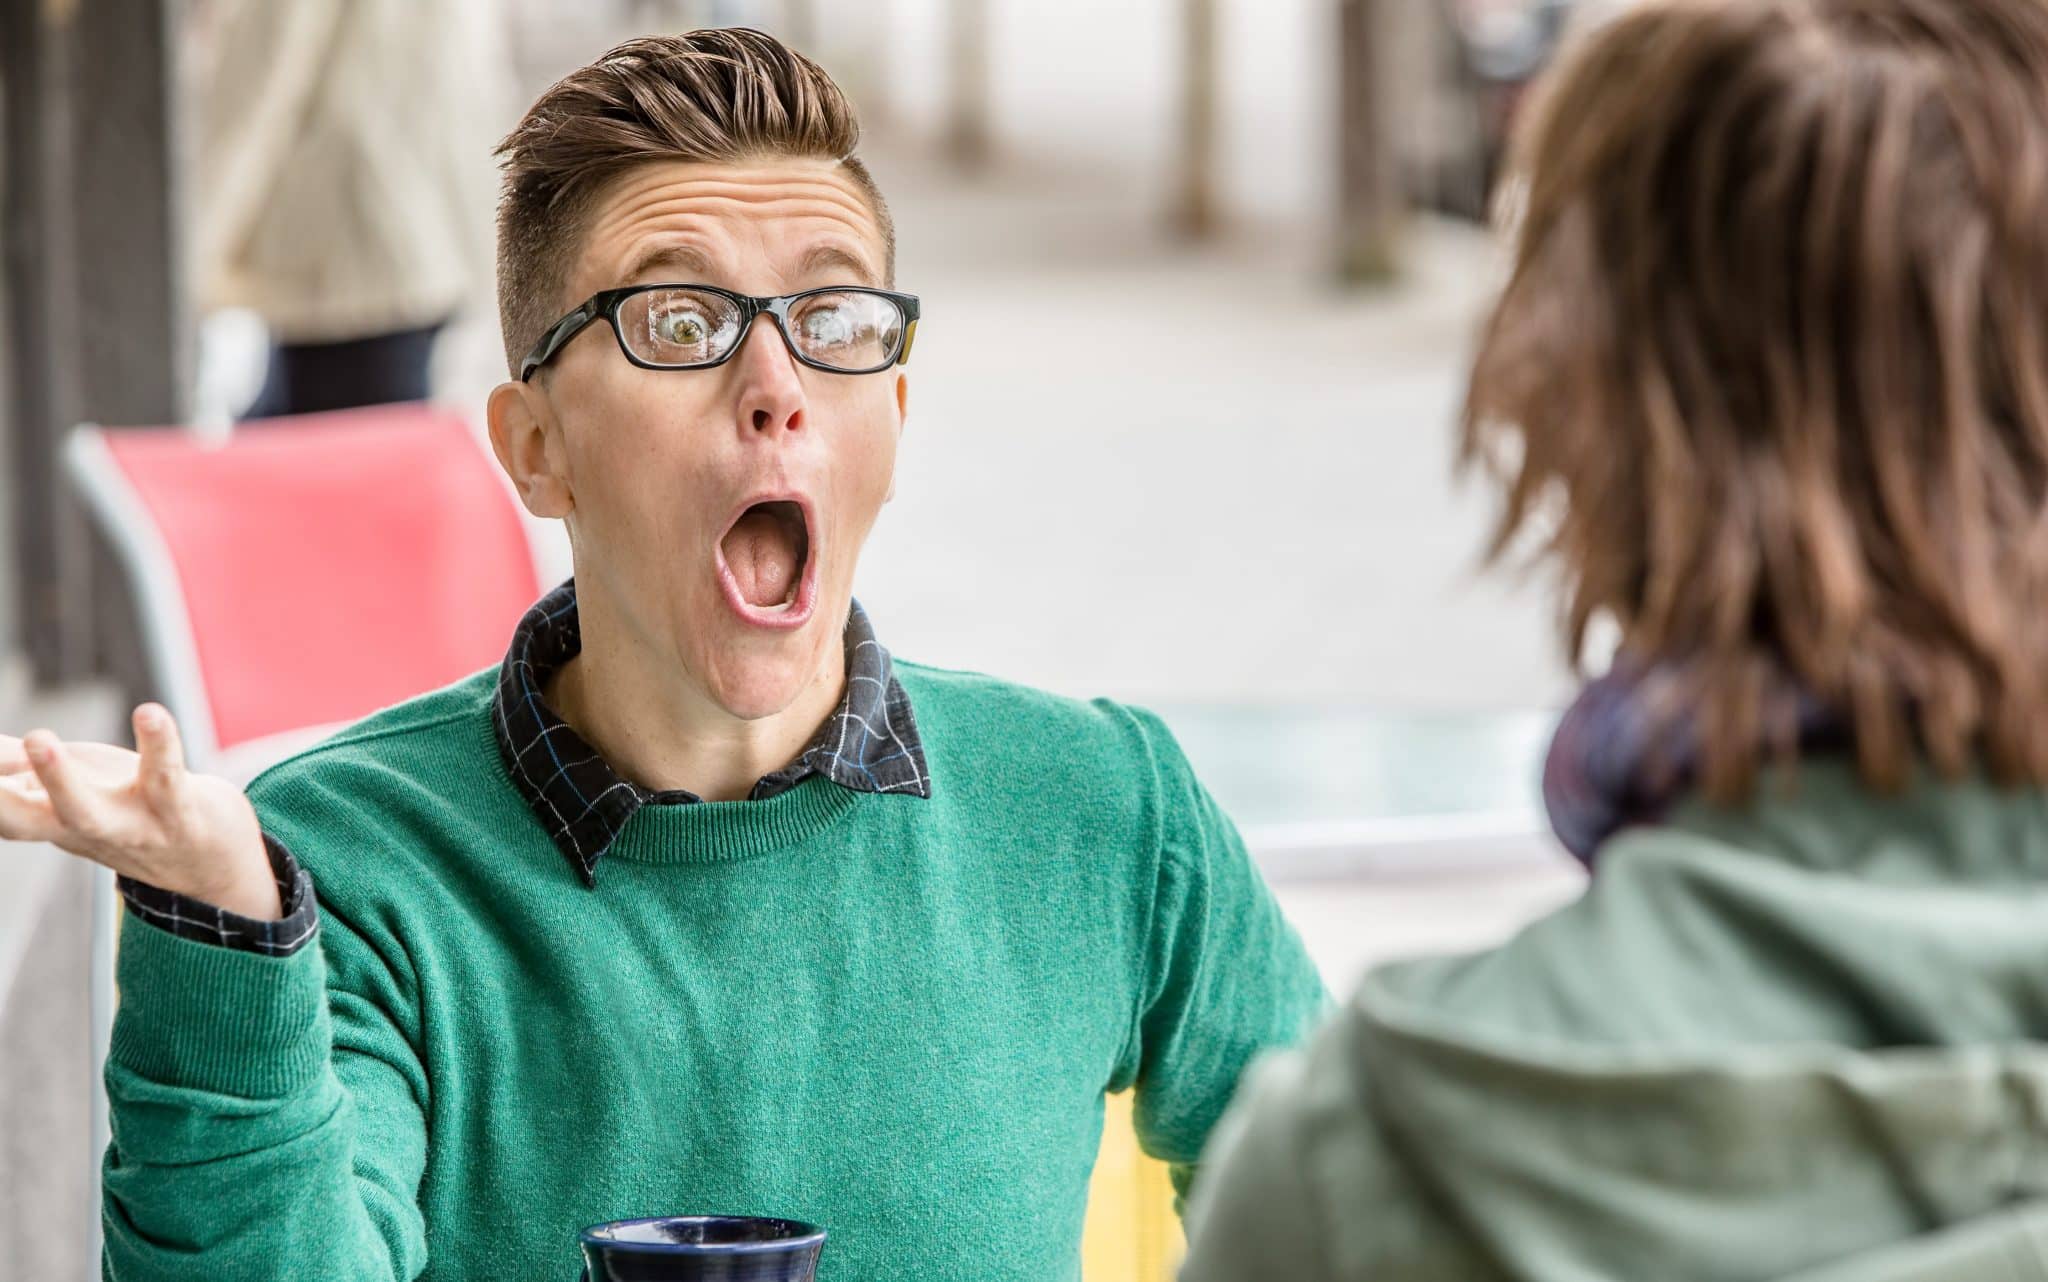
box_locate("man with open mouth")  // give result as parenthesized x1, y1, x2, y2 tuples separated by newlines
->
(1, 26, 1326, 1282)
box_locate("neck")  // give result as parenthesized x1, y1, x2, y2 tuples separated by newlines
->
(547, 592, 847, 803)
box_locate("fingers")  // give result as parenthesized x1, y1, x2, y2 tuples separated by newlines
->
(0, 735, 30, 776)
(25, 731, 106, 843)
(0, 771, 59, 843)
(133, 704, 187, 811)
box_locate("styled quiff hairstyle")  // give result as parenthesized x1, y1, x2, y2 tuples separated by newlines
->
(493, 28, 894, 375)
(1462, 0, 2048, 799)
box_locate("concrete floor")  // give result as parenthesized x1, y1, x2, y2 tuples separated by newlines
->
(0, 678, 119, 1282)
(860, 145, 1576, 713)
(444, 4, 1583, 713)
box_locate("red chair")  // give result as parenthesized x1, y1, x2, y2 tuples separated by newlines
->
(64, 402, 561, 1262)
(67, 403, 556, 776)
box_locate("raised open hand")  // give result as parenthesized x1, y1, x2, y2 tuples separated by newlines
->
(0, 703, 278, 919)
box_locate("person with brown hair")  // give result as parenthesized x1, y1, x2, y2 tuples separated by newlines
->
(0, 28, 1324, 1282)
(1182, 0, 2048, 1278)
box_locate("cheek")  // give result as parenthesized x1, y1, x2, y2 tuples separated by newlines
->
(824, 391, 902, 516)
(564, 379, 722, 546)
(859, 430, 900, 506)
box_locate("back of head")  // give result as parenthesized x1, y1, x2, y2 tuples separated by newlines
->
(1464, 0, 2048, 798)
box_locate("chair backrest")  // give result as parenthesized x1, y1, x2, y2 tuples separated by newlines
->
(66, 403, 548, 767)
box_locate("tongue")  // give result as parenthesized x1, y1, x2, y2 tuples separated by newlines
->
(723, 510, 800, 608)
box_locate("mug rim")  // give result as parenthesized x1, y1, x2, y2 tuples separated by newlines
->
(578, 1214, 827, 1255)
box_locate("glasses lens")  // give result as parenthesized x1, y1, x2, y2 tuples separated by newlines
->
(620, 288, 743, 367)
(788, 292, 904, 371)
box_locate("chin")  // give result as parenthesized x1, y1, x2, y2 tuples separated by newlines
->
(701, 643, 829, 722)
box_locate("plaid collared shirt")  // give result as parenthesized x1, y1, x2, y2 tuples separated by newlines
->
(493, 579, 930, 886)
(119, 580, 931, 953)
(117, 833, 317, 958)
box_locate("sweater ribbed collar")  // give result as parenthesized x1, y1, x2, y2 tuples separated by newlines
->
(491, 580, 931, 885)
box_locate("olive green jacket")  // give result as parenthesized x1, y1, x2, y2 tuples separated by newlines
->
(1183, 763, 2048, 1281)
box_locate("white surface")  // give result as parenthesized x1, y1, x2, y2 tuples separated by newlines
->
(1248, 814, 1556, 881)
(1278, 860, 1588, 991)
(0, 843, 70, 1009)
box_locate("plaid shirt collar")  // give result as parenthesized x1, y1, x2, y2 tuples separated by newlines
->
(492, 579, 931, 886)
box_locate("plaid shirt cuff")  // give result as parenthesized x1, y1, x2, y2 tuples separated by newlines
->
(117, 833, 319, 958)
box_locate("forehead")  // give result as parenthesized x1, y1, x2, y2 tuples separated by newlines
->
(572, 158, 885, 297)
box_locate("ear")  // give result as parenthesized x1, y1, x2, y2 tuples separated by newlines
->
(487, 380, 574, 519)
(885, 371, 909, 505)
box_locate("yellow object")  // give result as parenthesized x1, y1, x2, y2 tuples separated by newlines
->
(1082, 1091, 1185, 1282)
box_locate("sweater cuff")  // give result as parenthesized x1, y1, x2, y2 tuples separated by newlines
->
(108, 881, 331, 1099)
(117, 833, 319, 957)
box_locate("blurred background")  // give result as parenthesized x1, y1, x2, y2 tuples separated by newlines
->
(0, 0, 1596, 1277)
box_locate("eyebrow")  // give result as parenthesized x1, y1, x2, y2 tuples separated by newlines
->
(621, 243, 715, 283)
(616, 241, 883, 292)
(793, 244, 881, 288)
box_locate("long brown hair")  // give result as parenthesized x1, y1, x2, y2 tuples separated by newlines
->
(1463, 0, 2048, 799)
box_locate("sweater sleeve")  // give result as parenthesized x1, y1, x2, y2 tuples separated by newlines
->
(1115, 707, 1330, 1209)
(101, 850, 431, 1281)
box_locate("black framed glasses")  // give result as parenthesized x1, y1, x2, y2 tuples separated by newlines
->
(518, 283, 920, 381)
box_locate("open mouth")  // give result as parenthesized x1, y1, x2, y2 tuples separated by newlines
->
(715, 497, 817, 628)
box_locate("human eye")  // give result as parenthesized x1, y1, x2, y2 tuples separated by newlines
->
(654, 306, 711, 347)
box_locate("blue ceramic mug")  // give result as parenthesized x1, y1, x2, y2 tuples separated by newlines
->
(576, 1216, 826, 1282)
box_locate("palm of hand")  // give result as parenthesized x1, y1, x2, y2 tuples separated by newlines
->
(0, 705, 273, 916)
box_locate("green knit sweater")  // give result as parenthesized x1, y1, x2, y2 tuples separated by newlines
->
(101, 662, 1325, 1281)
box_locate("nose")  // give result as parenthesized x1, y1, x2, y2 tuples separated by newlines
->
(731, 313, 806, 437)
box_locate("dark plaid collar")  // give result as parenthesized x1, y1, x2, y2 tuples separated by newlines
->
(1543, 660, 1847, 866)
(492, 579, 931, 886)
